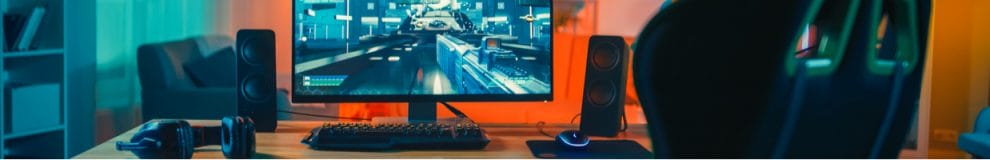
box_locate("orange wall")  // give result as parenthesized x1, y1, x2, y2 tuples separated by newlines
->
(927, 0, 990, 156)
(227, 0, 293, 87)
(227, 0, 662, 124)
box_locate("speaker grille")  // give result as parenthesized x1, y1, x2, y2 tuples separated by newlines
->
(587, 80, 617, 106)
(240, 74, 273, 103)
(591, 43, 621, 70)
(238, 39, 265, 66)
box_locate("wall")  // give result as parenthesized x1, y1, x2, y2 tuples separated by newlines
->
(93, 0, 229, 142)
(89, 0, 663, 144)
(227, 0, 662, 124)
(227, 0, 293, 88)
(85, 1, 990, 157)
(968, 0, 990, 130)
(927, 0, 990, 157)
(595, 0, 663, 37)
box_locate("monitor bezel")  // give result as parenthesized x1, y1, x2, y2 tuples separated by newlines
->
(291, 0, 554, 103)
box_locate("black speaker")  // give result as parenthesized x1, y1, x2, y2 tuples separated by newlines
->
(579, 35, 629, 137)
(236, 29, 277, 132)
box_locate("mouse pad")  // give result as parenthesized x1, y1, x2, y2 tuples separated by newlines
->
(526, 140, 652, 159)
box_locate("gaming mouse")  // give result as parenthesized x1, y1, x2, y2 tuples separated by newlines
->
(555, 130, 590, 149)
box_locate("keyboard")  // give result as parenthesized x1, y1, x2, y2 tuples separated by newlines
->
(301, 121, 491, 150)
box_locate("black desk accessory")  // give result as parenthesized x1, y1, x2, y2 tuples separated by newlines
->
(526, 140, 651, 159)
(301, 119, 490, 150)
(301, 102, 491, 150)
(555, 130, 590, 149)
(235, 29, 277, 132)
(116, 116, 255, 159)
(580, 35, 630, 137)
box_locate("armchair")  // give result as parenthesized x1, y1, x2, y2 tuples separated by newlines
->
(137, 35, 289, 121)
(959, 106, 990, 158)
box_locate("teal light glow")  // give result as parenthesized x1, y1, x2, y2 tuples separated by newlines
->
(93, 0, 229, 141)
(96, 0, 226, 109)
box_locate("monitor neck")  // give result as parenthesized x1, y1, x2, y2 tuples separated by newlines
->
(408, 102, 438, 123)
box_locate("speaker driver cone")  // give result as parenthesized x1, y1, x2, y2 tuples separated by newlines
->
(240, 75, 273, 102)
(238, 39, 265, 66)
(587, 80, 617, 106)
(591, 43, 621, 70)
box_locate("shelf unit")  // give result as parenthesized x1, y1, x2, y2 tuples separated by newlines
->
(4, 125, 63, 140)
(3, 48, 64, 58)
(0, 0, 95, 158)
(1, 0, 5, 157)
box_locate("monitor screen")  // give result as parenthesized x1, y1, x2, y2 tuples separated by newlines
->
(293, 0, 553, 102)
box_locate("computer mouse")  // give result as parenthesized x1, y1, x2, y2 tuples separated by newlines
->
(556, 130, 590, 149)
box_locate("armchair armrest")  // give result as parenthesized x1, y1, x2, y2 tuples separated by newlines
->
(142, 87, 292, 121)
(959, 106, 990, 158)
(959, 134, 990, 158)
(974, 107, 990, 133)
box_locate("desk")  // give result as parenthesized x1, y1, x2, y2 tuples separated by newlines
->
(75, 120, 652, 158)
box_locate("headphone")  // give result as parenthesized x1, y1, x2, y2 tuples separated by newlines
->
(116, 116, 256, 159)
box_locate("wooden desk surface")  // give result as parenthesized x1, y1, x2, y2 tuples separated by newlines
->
(75, 120, 652, 159)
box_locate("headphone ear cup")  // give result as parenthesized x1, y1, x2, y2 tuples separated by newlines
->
(221, 116, 256, 159)
(246, 118, 256, 156)
(120, 120, 195, 159)
(246, 118, 256, 157)
(173, 120, 196, 159)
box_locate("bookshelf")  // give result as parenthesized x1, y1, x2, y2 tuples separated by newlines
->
(1, 0, 5, 157)
(0, 0, 95, 158)
(3, 48, 63, 58)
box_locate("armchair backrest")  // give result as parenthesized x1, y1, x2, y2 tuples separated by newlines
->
(632, 0, 930, 158)
(136, 36, 234, 91)
(136, 36, 236, 122)
(137, 39, 203, 91)
(632, 0, 815, 157)
(976, 107, 990, 134)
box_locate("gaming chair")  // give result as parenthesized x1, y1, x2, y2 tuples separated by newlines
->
(632, 0, 930, 158)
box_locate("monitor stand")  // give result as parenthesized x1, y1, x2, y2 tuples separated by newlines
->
(370, 102, 438, 124)
(408, 102, 438, 123)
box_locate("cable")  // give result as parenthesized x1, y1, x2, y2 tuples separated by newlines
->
(536, 121, 555, 138)
(440, 101, 477, 124)
(540, 113, 626, 138)
(440, 101, 469, 119)
(277, 110, 372, 121)
(620, 113, 629, 132)
(572, 112, 628, 132)
(570, 113, 581, 124)
(795, 45, 820, 58)
(279, 102, 475, 122)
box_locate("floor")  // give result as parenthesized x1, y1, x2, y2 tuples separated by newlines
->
(899, 149, 970, 159)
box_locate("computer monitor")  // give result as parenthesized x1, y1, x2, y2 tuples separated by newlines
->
(292, 0, 553, 121)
